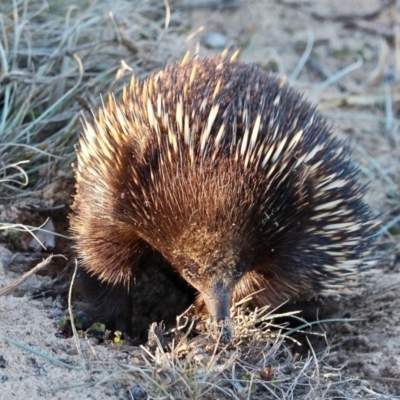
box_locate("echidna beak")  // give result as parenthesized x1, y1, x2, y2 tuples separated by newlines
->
(202, 282, 233, 343)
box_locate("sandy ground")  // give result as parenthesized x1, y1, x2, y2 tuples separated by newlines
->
(1, 0, 400, 398)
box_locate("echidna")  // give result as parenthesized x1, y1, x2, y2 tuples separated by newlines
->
(70, 54, 375, 342)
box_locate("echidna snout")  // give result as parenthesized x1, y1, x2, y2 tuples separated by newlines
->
(201, 281, 235, 343)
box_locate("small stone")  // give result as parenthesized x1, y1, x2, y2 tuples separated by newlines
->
(128, 383, 146, 400)
(202, 32, 228, 49)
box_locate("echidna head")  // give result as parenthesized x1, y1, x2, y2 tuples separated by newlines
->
(169, 225, 250, 342)
(167, 238, 247, 343)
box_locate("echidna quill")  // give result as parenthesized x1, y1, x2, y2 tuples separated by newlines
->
(70, 54, 376, 343)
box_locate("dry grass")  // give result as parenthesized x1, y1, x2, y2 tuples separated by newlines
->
(0, 0, 187, 198)
(1, 296, 381, 399)
(0, 0, 398, 399)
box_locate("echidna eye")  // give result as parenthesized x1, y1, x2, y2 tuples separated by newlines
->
(236, 261, 248, 276)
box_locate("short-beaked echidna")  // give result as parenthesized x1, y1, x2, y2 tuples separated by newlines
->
(70, 54, 375, 342)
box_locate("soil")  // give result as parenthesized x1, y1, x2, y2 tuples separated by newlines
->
(1, 0, 400, 398)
